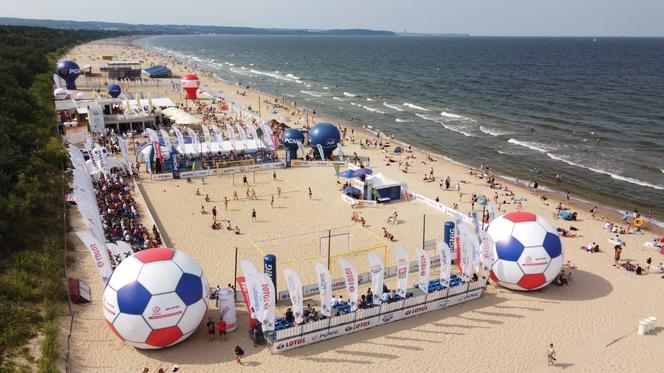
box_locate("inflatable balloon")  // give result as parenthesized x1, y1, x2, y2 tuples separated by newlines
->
(53, 87, 68, 100)
(486, 212, 563, 291)
(308, 123, 340, 159)
(282, 128, 304, 160)
(180, 74, 200, 100)
(56, 60, 81, 90)
(102, 247, 209, 349)
(108, 83, 122, 98)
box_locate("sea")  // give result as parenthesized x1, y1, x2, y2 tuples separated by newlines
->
(135, 35, 664, 227)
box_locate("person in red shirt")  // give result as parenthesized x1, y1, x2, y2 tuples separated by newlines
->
(217, 319, 227, 342)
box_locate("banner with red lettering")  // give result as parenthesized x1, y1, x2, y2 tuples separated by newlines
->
(314, 262, 333, 317)
(394, 246, 409, 298)
(76, 231, 112, 283)
(337, 257, 359, 311)
(416, 246, 431, 293)
(258, 273, 276, 332)
(283, 268, 304, 324)
(239, 260, 261, 319)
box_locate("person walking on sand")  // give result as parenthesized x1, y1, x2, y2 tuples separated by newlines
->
(251, 209, 257, 222)
(224, 196, 229, 211)
(308, 187, 312, 199)
(243, 175, 248, 186)
(234, 345, 245, 365)
(277, 186, 281, 197)
(233, 190, 239, 201)
(212, 205, 217, 222)
(547, 343, 557, 366)
(614, 244, 622, 267)
(273, 170, 277, 181)
(271, 195, 275, 208)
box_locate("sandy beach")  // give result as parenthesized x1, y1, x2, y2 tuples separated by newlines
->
(61, 38, 663, 373)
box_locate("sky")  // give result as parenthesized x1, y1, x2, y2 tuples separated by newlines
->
(3, 0, 664, 37)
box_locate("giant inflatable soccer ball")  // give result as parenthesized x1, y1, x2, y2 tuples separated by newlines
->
(102, 248, 209, 349)
(486, 212, 563, 291)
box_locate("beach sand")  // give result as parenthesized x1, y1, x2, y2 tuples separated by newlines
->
(61, 38, 663, 373)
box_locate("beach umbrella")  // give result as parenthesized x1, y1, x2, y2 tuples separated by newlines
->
(352, 168, 373, 177)
(336, 169, 355, 178)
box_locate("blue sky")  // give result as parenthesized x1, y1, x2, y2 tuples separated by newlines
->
(4, 0, 664, 36)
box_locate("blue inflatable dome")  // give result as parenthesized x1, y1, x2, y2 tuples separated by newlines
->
(107, 84, 122, 98)
(309, 123, 340, 150)
(282, 128, 304, 150)
(56, 60, 81, 90)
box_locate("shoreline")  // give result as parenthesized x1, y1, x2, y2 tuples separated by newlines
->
(133, 36, 662, 233)
(127, 35, 664, 233)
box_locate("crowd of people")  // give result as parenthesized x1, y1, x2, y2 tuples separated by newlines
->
(94, 169, 161, 251)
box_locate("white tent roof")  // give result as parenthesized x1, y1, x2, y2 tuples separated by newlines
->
(177, 139, 262, 156)
(367, 173, 405, 189)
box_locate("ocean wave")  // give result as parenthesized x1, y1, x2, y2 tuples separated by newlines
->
(332, 96, 343, 101)
(343, 92, 357, 97)
(415, 113, 436, 121)
(366, 97, 374, 101)
(546, 153, 664, 191)
(362, 105, 386, 114)
(323, 86, 329, 90)
(286, 73, 301, 80)
(300, 90, 324, 98)
(440, 123, 473, 137)
(250, 69, 295, 81)
(383, 102, 403, 111)
(507, 138, 552, 153)
(230, 68, 252, 76)
(441, 111, 475, 122)
(480, 126, 509, 137)
(395, 118, 412, 123)
(404, 103, 430, 111)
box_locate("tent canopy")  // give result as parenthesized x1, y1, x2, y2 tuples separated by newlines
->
(367, 173, 404, 189)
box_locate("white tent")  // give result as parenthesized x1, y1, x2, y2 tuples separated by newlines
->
(365, 173, 407, 202)
(177, 139, 262, 156)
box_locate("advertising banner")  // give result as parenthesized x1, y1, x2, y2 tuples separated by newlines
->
(337, 258, 359, 311)
(283, 268, 304, 324)
(76, 231, 112, 283)
(394, 246, 409, 298)
(367, 253, 384, 305)
(258, 273, 276, 332)
(416, 246, 431, 293)
(314, 262, 333, 317)
(438, 241, 452, 286)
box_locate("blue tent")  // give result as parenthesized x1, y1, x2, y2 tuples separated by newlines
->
(143, 65, 172, 78)
(336, 169, 355, 178)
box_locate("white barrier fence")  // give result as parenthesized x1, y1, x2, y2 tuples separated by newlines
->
(150, 161, 287, 181)
(410, 191, 473, 224)
(275, 243, 452, 302)
(270, 278, 487, 353)
(340, 194, 378, 207)
(291, 160, 346, 168)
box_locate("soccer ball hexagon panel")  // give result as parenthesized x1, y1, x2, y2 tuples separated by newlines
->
(102, 247, 209, 349)
(486, 212, 564, 291)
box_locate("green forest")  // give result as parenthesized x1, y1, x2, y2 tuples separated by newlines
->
(0, 26, 117, 371)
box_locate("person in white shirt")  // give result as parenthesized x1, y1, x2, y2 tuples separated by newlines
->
(331, 295, 339, 308)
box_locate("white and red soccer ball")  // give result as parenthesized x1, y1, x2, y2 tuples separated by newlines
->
(486, 212, 563, 291)
(102, 247, 209, 349)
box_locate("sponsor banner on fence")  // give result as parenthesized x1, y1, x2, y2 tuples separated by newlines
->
(290, 160, 310, 167)
(271, 288, 484, 353)
(179, 171, 195, 178)
(151, 173, 173, 180)
(193, 170, 210, 177)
